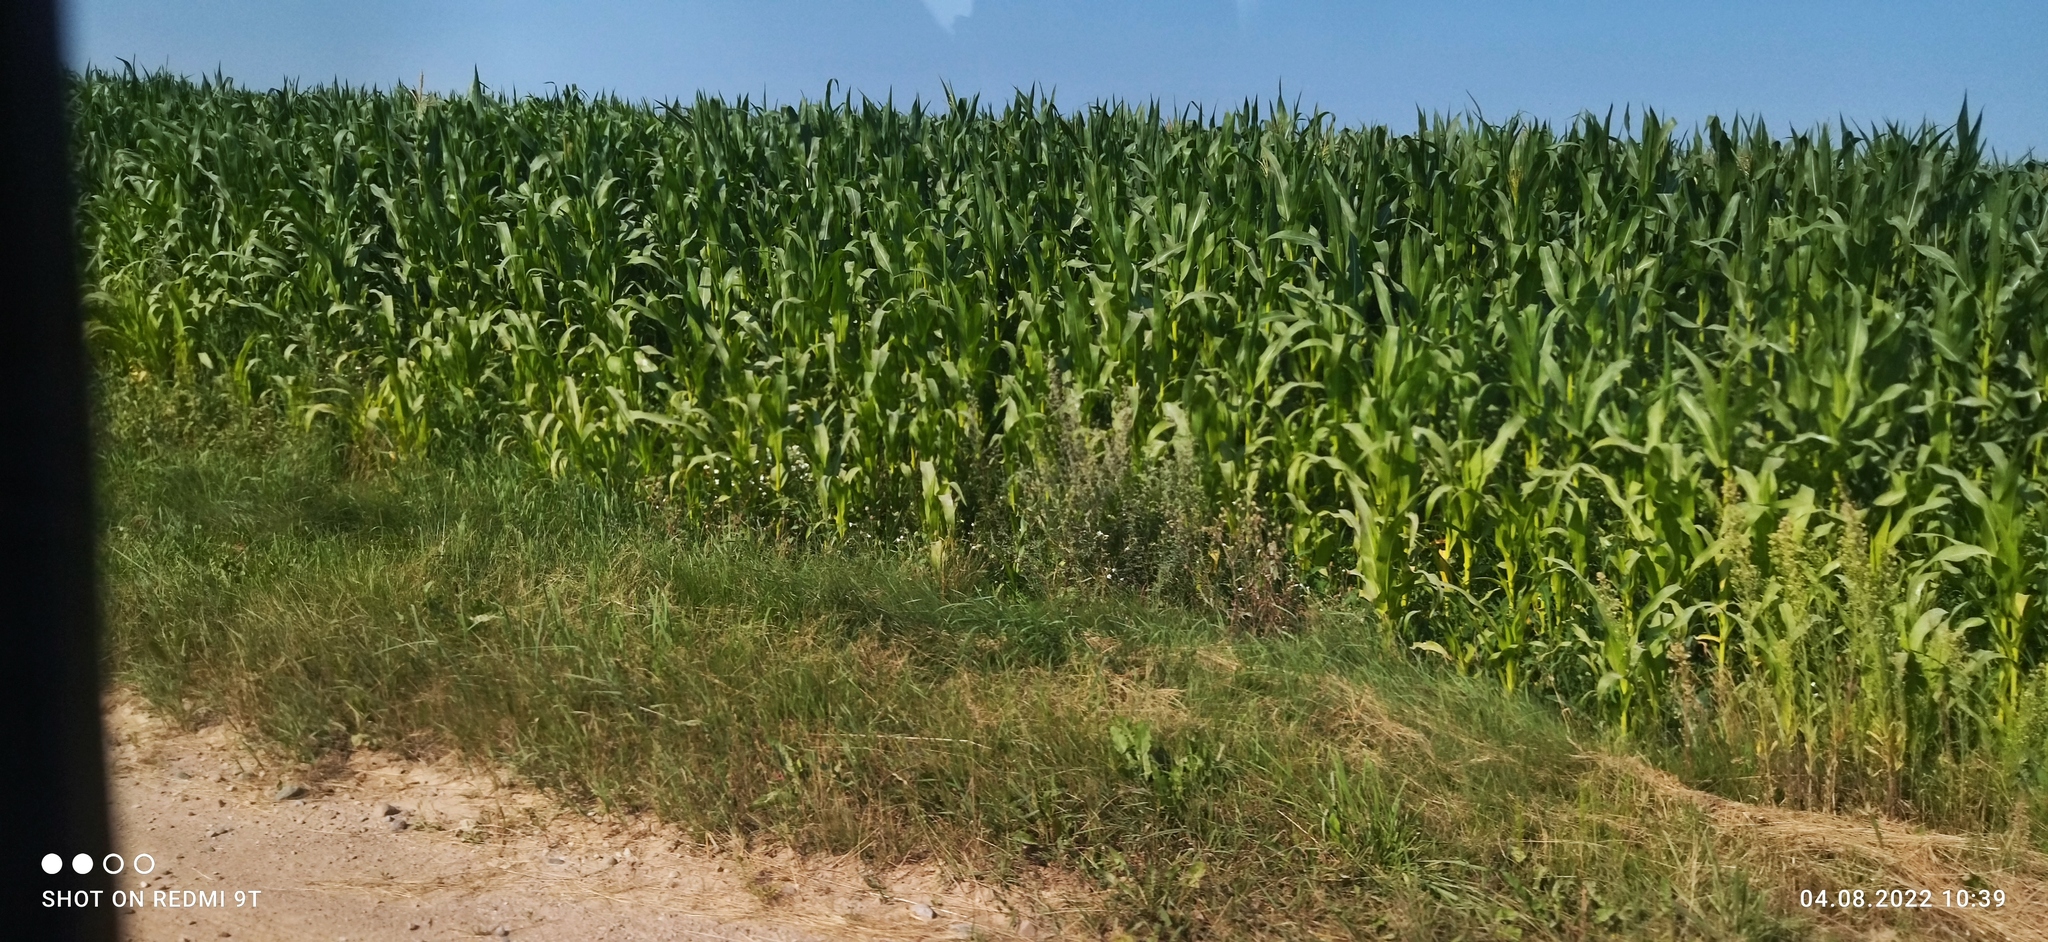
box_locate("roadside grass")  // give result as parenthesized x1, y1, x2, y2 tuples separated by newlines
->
(101, 388, 2015, 940)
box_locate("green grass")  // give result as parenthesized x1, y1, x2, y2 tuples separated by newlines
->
(102, 383, 2032, 941)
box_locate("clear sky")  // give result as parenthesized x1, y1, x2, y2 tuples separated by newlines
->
(65, 0, 2048, 156)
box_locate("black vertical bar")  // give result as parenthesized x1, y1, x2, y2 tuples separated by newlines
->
(0, 0, 117, 938)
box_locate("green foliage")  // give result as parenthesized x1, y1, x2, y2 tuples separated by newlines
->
(75, 68, 2048, 817)
(1316, 750, 1417, 870)
(101, 403, 1854, 938)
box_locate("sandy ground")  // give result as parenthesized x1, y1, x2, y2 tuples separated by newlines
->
(105, 695, 1090, 942)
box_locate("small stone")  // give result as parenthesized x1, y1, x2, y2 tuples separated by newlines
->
(380, 803, 401, 817)
(494, 928, 510, 938)
(272, 783, 307, 801)
(388, 816, 408, 831)
(909, 901, 936, 921)
(174, 770, 191, 780)
(947, 923, 973, 938)
(408, 923, 420, 931)
(219, 932, 232, 938)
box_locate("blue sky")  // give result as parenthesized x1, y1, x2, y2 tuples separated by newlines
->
(66, 1, 2048, 155)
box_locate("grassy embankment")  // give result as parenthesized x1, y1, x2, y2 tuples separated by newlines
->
(100, 383, 2043, 941)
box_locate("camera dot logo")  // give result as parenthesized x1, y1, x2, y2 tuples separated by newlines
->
(41, 853, 61, 875)
(70, 854, 92, 875)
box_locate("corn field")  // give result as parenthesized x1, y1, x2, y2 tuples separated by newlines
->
(75, 69, 2048, 814)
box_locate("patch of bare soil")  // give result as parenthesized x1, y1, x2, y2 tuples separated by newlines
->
(106, 694, 1093, 942)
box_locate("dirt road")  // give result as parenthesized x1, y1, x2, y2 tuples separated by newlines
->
(104, 696, 1085, 942)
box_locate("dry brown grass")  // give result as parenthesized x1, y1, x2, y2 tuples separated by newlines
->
(1603, 753, 2048, 942)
